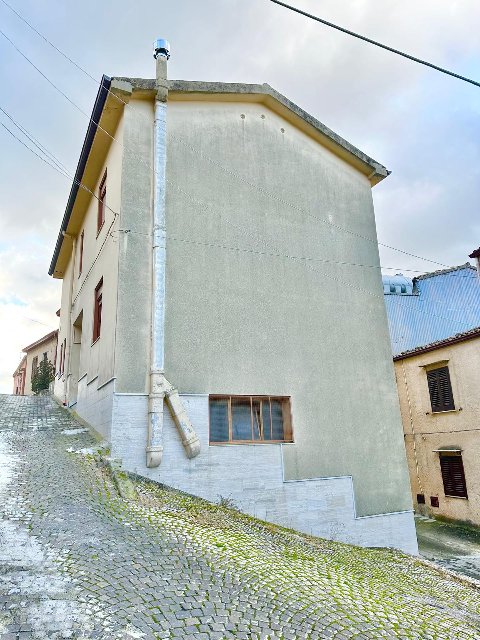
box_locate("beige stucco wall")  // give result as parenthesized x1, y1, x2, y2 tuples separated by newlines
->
(395, 337, 480, 524)
(161, 99, 412, 517)
(24, 335, 57, 396)
(53, 115, 123, 409)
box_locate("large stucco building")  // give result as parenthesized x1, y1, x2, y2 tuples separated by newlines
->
(384, 265, 480, 525)
(49, 44, 417, 553)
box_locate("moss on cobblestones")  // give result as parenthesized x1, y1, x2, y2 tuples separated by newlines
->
(1, 394, 480, 639)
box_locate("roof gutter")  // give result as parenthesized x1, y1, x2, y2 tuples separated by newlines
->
(48, 74, 111, 276)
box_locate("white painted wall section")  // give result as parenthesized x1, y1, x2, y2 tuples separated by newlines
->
(111, 394, 418, 555)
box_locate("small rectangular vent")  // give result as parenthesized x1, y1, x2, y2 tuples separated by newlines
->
(430, 496, 439, 508)
(416, 493, 425, 504)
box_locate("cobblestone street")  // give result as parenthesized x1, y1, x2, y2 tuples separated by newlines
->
(1, 394, 480, 639)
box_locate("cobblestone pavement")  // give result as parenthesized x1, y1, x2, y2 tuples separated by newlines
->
(1, 395, 480, 639)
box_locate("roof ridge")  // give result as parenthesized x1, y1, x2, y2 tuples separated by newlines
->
(394, 325, 480, 360)
(414, 263, 475, 281)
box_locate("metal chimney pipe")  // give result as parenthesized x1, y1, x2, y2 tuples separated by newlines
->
(146, 39, 200, 468)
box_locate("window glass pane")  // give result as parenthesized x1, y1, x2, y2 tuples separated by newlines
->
(271, 400, 285, 440)
(262, 401, 273, 440)
(252, 399, 262, 440)
(209, 399, 229, 442)
(232, 399, 252, 440)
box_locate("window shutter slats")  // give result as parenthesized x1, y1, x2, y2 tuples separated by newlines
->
(427, 366, 455, 412)
(440, 455, 467, 498)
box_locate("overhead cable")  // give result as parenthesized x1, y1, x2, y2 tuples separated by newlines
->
(268, 0, 480, 88)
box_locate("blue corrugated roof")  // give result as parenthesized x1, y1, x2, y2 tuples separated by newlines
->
(382, 264, 480, 355)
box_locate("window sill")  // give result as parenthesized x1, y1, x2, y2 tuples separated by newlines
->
(428, 409, 459, 415)
(444, 495, 468, 500)
(209, 441, 294, 446)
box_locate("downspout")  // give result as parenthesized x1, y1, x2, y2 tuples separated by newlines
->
(146, 39, 200, 468)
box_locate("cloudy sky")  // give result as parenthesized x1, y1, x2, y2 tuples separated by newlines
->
(1, 0, 479, 393)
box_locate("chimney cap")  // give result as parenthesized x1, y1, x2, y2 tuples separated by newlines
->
(153, 39, 171, 60)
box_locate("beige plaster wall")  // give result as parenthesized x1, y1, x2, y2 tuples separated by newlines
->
(53, 116, 124, 406)
(162, 99, 412, 517)
(395, 337, 480, 524)
(24, 335, 57, 396)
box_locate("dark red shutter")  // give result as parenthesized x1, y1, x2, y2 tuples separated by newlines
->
(440, 455, 467, 498)
(427, 367, 455, 412)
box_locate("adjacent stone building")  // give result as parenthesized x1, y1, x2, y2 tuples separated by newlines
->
(12, 355, 26, 395)
(14, 330, 58, 396)
(384, 265, 480, 525)
(48, 46, 417, 553)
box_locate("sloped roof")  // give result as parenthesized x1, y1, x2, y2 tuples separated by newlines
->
(12, 355, 27, 377)
(49, 75, 390, 277)
(383, 263, 480, 356)
(393, 326, 480, 360)
(23, 330, 58, 353)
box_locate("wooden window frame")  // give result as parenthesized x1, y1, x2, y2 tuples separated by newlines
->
(97, 169, 107, 235)
(426, 366, 455, 413)
(92, 278, 103, 344)
(79, 230, 84, 276)
(439, 453, 468, 499)
(209, 395, 293, 445)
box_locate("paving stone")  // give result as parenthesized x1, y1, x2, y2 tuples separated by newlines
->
(0, 394, 480, 639)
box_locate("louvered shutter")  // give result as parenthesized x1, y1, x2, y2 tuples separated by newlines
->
(440, 455, 468, 498)
(427, 367, 455, 412)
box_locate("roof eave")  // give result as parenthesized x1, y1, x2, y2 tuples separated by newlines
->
(48, 75, 111, 277)
(393, 327, 480, 361)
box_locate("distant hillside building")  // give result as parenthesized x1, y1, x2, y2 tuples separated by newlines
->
(12, 355, 26, 395)
(384, 264, 480, 525)
(48, 45, 417, 553)
(14, 330, 58, 396)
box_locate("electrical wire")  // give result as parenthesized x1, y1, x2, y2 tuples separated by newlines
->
(268, 0, 480, 89)
(2, 108, 477, 334)
(0, 14, 463, 271)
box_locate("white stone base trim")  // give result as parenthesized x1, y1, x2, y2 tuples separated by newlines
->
(73, 376, 115, 441)
(110, 393, 418, 555)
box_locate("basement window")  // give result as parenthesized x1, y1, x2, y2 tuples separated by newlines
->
(209, 396, 293, 444)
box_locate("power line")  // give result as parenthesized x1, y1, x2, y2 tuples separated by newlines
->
(268, 0, 480, 89)
(2, 108, 477, 332)
(0, 10, 458, 271)
(0, 0, 130, 110)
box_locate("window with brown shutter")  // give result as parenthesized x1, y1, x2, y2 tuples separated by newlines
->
(426, 366, 455, 412)
(209, 396, 293, 444)
(92, 278, 103, 343)
(440, 454, 468, 498)
(79, 230, 84, 276)
(97, 170, 107, 234)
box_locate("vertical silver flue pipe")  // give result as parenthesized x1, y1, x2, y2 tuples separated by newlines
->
(146, 39, 170, 468)
(146, 40, 200, 468)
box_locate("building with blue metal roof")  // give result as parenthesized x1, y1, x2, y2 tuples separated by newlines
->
(382, 264, 480, 356)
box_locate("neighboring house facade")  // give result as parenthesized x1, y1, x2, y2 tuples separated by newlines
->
(20, 330, 58, 396)
(48, 49, 417, 553)
(12, 355, 26, 395)
(384, 266, 480, 524)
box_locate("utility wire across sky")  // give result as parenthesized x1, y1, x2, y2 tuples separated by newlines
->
(0, 0, 475, 276)
(268, 0, 480, 89)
